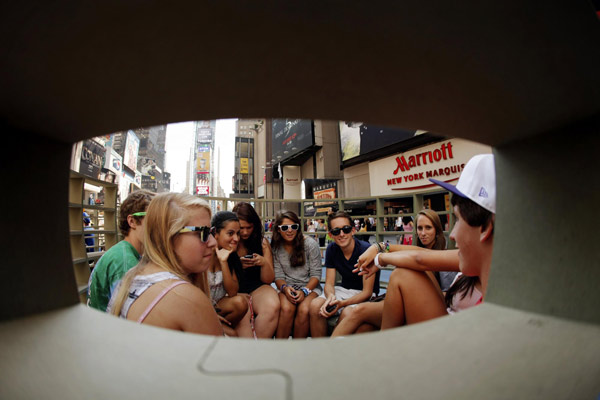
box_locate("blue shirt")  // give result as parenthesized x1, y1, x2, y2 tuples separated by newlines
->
(325, 237, 380, 295)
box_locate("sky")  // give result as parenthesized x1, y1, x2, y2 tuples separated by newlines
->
(165, 119, 236, 194)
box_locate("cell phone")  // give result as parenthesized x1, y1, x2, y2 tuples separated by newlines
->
(243, 254, 254, 259)
(326, 304, 336, 313)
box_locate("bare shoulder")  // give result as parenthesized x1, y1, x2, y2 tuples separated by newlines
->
(262, 237, 272, 251)
(167, 282, 222, 335)
(170, 281, 211, 306)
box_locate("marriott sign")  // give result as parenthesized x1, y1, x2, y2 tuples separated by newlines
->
(368, 138, 492, 195)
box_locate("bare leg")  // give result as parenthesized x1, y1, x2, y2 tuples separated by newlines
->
(249, 285, 280, 338)
(331, 301, 384, 337)
(234, 295, 254, 338)
(355, 323, 377, 334)
(293, 292, 318, 338)
(309, 296, 328, 338)
(381, 268, 446, 330)
(276, 293, 296, 339)
(217, 295, 248, 326)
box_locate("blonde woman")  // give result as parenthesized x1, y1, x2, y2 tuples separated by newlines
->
(107, 192, 222, 336)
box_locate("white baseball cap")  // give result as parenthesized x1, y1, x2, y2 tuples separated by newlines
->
(429, 153, 496, 214)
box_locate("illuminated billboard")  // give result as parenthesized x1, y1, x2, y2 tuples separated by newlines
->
(271, 119, 314, 163)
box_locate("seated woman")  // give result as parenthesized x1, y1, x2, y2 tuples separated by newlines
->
(209, 211, 253, 337)
(271, 211, 322, 338)
(107, 192, 222, 336)
(232, 202, 280, 338)
(353, 154, 495, 330)
(332, 209, 448, 337)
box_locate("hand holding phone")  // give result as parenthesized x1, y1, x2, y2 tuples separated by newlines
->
(325, 304, 336, 313)
(243, 254, 254, 259)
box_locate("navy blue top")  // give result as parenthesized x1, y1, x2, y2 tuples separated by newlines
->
(325, 237, 380, 295)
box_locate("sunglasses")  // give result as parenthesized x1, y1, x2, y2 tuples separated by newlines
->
(279, 224, 299, 232)
(179, 226, 213, 242)
(330, 225, 353, 236)
(130, 212, 147, 217)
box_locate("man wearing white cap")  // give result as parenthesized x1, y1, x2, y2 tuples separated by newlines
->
(354, 154, 496, 330)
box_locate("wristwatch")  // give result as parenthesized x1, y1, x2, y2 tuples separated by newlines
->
(301, 287, 312, 296)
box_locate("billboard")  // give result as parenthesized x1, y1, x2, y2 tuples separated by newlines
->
(123, 130, 140, 172)
(198, 129, 213, 143)
(240, 157, 249, 174)
(339, 122, 419, 163)
(196, 151, 210, 172)
(104, 148, 122, 175)
(141, 174, 158, 191)
(80, 139, 105, 179)
(303, 179, 338, 216)
(272, 119, 314, 163)
(196, 172, 210, 195)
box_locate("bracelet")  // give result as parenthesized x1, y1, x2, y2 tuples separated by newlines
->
(374, 253, 383, 269)
(280, 284, 288, 291)
(301, 287, 311, 296)
(374, 242, 383, 253)
(384, 242, 390, 253)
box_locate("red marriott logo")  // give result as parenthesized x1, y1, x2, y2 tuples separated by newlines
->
(393, 142, 454, 175)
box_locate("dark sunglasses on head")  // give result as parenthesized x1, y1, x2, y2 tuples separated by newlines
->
(179, 226, 212, 242)
(330, 225, 353, 236)
(279, 224, 299, 232)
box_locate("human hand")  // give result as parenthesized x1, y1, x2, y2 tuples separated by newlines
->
(284, 286, 299, 304)
(217, 315, 232, 326)
(215, 247, 233, 263)
(240, 254, 258, 268)
(354, 244, 378, 272)
(352, 260, 379, 278)
(319, 296, 339, 317)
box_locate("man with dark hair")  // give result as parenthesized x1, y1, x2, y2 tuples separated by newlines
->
(88, 190, 155, 311)
(308, 211, 380, 337)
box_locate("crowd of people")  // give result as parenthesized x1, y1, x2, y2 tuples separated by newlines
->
(87, 153, 495, 339)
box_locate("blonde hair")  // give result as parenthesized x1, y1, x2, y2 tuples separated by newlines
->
(110, 192, 212, 316)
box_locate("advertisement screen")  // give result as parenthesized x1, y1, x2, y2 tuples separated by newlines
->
(123, 130, 140, 172)
(80, 139, 105, 179)
(196, 151, 210, 172)
(198, 129, 213, 143)
(340, 122, 417, 163)
(240, 158, 249, 174)
(272, 119, 314, 163)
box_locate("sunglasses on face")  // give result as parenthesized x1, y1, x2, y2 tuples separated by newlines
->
(330, 225, 353, 236)
(179, 226, 212, 242)
(279, 224, 299, 232)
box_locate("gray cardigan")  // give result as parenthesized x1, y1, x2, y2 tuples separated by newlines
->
(273, 237, 323, 295)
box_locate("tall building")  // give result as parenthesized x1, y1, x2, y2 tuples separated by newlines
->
(194, 120, 215, 195)
(232, 119, 263, 198)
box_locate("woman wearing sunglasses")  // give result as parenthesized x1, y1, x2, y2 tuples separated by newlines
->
(209, 211, 253, 337)
(271, 211, 322, 338)
(107, 192, 222, 336)
(232, 202, 280, 338)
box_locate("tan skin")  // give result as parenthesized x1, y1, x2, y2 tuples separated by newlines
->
(236, 218, 280, 339)
(124, 208, 223, 336)
(354, 205, 493, 329)
(211, 220, 252, 337)
(308, 216, 377, 338)
(332, 214, 441, 336)
(274, 218, 320, 339)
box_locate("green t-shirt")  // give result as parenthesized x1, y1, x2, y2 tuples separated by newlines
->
(87, 240, 140, 311)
